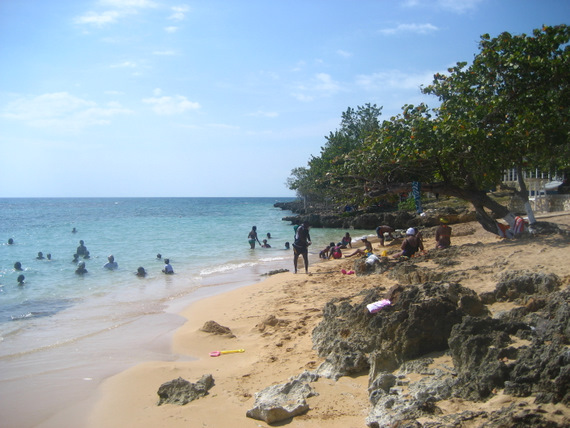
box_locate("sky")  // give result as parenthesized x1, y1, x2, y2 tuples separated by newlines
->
(0, 0, 568, 198)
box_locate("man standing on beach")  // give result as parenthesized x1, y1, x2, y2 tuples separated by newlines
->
(293, 222, 311, 274)
(375, 225, 395, 246)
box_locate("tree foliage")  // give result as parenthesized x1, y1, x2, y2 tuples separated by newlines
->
(287, 26, 570, 233)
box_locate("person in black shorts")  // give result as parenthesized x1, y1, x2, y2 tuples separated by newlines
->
(292, 222, 311, 274)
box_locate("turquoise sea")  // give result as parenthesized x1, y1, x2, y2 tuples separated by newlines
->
(0, 197, 370, 427)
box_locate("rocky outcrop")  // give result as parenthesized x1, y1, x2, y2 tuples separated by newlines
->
(248, 265, 569, 426)
(276, 202, 476, 230)
(157, 375, 214, 406)
(245, 378, 317, 424)
(311, 282, 488, 380)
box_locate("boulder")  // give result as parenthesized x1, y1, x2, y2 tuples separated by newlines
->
(199, 320, 235, 337)
(157, 374, 214, 406)
(246, 379, 317, 424)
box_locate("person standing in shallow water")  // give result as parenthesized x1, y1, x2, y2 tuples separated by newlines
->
(248, 226, 262, 249)
(292, 222, 311, 274)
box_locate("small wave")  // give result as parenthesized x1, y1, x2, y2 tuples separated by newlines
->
(258, 256, 287, 262)
(199, 261, 257, 276)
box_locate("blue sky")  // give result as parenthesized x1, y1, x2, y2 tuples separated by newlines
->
(1, 0, 568, 197)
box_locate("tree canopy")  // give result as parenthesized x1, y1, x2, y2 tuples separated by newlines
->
(287, 25, 570, 234)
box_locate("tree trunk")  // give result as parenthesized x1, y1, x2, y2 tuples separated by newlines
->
(515, 165, 537, 225)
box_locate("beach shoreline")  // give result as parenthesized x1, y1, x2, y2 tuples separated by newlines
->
(81, 212, 570, 428)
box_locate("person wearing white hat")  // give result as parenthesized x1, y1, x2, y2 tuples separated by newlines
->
(394, 228, 421, 258)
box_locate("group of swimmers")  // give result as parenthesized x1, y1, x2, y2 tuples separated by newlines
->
(6, 236, 176, 286)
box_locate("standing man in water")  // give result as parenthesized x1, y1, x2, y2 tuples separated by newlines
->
(248, 226, 262, 249)
(293, 222, 311, 274)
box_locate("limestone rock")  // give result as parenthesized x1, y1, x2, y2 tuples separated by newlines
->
(246, 379, 316, 424)
(157, 374, 214, 406)
(199, 320, 235, 337)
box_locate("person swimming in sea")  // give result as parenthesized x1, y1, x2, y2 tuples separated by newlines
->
(75, 261, 88, 275)
(14, 261, 23, 271)
(248, 226, 262, 249)
(103, 255, 118, 270)
(162, 259, 174, 274)
(36, 252, 45, 260)
(136, 267, 147, 277)
(17, 274, 25, 285)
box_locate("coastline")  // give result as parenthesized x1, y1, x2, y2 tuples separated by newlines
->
(83, 212, 570, 428)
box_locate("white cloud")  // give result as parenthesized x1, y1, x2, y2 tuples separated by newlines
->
(1, 92, 132, 131)
(380, 23, 439, 35)
(356, 70, 435, 91)
(292, 73, 343, 102)
(74, 11, 121, 26)
(75, 0, 156, 27)
(153, 50, 176, 56)
(437, 0, 483, 13)
(110, 61, 137, 68)
(165, 26, 178, 33)
(99, 0, 157, 8)
(142, 94, 200, 115)
(169, 5, 190, 21)
(337, 49, 352, 58)
(402, 0, 483, 14)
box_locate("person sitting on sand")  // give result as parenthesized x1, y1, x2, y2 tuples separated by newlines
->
(338, 232, 352, 249)
(136, 267, 147, 277)
(414, 228, 425, 252)
(248, 226, 262, 249)
(329, 244, 343, 259)
(261, 239, 271, 248)
(435, 218, 452, 249)
(103, 255, 118, 270)
(320, 242, 335, 259)
(75, 261, 88, 275)
(14, 261, 23, 271)
(36, 252, 45, 260)
(375, 225, 395, 246)
(393, 228, 421, 258)
(162, 259, 174, 274)
(345, 237, 374, 257)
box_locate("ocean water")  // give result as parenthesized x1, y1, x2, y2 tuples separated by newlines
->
(0, 198, 370, 427)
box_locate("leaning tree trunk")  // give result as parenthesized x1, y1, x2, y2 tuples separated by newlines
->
(515, 165, 538, 225)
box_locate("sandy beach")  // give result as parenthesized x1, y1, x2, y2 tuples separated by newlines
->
(85, 213, 570, 428)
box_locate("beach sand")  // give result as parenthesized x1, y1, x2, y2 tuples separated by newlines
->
(85, 213, 570, 428)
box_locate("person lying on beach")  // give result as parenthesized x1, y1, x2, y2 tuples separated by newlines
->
(338, 232, 352, 249)
(435, 218, 452, 249)
(75, 261, 88, 275)
(375, 225, 395, 246)
(320, 242, 336, 259)
(162, 259, 174, 274)
(103, 255, 118, 270)
(345, 237, 373, 257)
